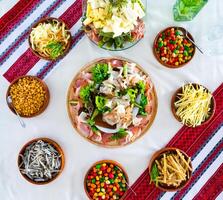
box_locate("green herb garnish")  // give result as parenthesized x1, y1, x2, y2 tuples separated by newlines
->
(139, 93, 148, 116)
(150, 163, 159, 186)
(46, 41, 63, 59)
(127, 88, 138, 103)
(98, 31, 133, 49)
(95, 96, 109, 113)
(137, 80, 146, 94)
(92, 63, 109, 84)
(79, 84, 94, 104)
(109, 0, 128, 8)
(87, 118, 98, 132)
(111, 128, 128, 140)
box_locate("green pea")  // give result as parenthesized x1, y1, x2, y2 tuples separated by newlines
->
(175, 31, 180, 36)
(100, 177, 105, 182)
(158, 41, 163, 48)
(110, 179, 115, 184)
(92, 178, 96, 184)
(96, 164, 101, 169)
(184, 46, 190, 51)
(184, 51, 188, 56)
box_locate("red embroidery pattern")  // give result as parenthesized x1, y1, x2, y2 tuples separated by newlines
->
(0, 0, 41, 40)
(193, 164, 223, 200)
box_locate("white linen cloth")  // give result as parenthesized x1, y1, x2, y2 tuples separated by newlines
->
(0, 0, 222, 199)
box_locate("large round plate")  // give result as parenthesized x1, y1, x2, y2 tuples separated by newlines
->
(67, 57, 158, 147)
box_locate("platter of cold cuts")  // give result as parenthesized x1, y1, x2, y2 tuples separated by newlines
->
(67, 57, 157, 147)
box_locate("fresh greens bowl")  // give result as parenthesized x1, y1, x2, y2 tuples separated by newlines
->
(82, 0, 147, 51)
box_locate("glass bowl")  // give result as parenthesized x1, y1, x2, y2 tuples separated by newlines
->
(82, 0, 147, 51)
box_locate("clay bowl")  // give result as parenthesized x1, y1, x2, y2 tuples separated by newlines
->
(149, 147, 193, 192)
(153, 26, 196, 69)
(84, 160, 129, 199)
(28, 17, 72, 61)
(6, 75, 50, 118)
(171, 83, 216, 127)
(18, 137, 65, 185)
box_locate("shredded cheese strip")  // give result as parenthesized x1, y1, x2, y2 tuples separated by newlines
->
(30, 19, 70, 59)
(174, 83, 213, 127)
(154, 151, 192, 187)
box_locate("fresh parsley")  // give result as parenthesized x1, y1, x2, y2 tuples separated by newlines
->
(137, 80, 146, 94)
(95, 96, 109, 113)
(79, 84, 94, 105)
(46, 41, 63, 59)
(92, 63, 110, 84)
(127, 88, 138, 103)
(109, 0, 128, 8)
(139, 93, 148, 116)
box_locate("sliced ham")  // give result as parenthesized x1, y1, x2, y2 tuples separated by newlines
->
(131, 19, 145, 41)
(110, 59, 123, 67)
(78, 122, 93, 138)
(87, 29, 100, 43)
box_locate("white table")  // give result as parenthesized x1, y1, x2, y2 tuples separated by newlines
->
(0, 0, 223, 199)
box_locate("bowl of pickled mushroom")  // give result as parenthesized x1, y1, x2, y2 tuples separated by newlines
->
(149, 147, 193, 191)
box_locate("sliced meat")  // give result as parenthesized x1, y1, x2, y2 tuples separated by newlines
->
(78, 122, 93, 138)
(109, 59, 123, 67)
(131, 19, 145, 41)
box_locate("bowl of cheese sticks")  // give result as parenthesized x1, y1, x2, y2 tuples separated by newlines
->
(149, 147, 193, 191)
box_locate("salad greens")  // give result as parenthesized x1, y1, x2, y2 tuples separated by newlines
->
(139, 94, 148, 116)
(109, 0, 128, 8)
(137, 80, 146, 94)
(92, 63, 110, 84)
(79, 84, 93, 105)
(98, 31, 133, 49)
(46, 41, 63, 59)
(111, 128, 128, 140)
(127, 88, 138, 103)
(95, 96, 109, 113)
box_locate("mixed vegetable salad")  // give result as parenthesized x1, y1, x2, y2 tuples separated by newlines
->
(83, 0, 145, 49)
(68, 58, 157, 146)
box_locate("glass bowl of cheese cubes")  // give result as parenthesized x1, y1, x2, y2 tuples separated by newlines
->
(82, 0, 147, 51)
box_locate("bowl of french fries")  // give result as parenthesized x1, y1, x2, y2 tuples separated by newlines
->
(149, 147, 193, 191)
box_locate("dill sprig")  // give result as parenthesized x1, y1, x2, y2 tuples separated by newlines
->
(109, 0, 128, 8)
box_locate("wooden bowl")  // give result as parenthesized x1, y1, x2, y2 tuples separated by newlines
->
(153, 26, 196, 69)
(171, 83, 216, 127)
(28, 17, 72, 61)
(6, 75, 50, 118)
(148, 147, 193, 192)
(84, 160, 129, 199)
(18, 137, 65, 185)
(67, 57, 158, 148)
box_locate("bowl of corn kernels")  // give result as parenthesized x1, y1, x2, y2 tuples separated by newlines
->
(6, 75, 50, 118)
